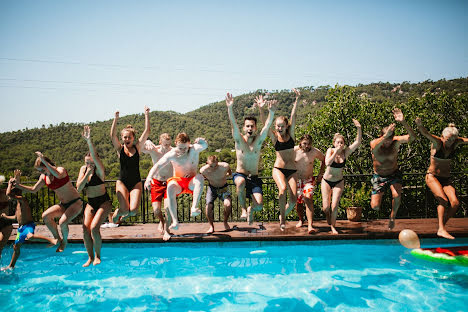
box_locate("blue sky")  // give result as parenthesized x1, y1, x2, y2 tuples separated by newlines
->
(0, 0, 467, 132)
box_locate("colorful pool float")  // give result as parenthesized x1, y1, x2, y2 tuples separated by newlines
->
(411, 246, 468, 267)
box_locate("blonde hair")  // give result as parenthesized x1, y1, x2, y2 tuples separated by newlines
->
(160, 133, 171, 141)
(442, 123, 458, 138)
(207, 155, 218, 164)
(121, 125, 136, 137)
(333, 133, 346, 145)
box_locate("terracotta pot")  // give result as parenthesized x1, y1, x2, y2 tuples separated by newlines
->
(346, 206, 362, 222)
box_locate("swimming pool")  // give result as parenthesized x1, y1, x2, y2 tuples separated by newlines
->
(1, 238, 467, 311)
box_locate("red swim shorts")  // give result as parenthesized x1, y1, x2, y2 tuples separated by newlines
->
(167, 176, 194, 195)
(151, 178, 167, 203)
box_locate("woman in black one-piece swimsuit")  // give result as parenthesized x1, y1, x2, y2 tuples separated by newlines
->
(110, 107, 150, 223)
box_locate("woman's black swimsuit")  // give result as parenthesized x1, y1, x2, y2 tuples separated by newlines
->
(274, 136, 297, 178)
(119, 145, 141, 190)
(85, 169, 111, 210)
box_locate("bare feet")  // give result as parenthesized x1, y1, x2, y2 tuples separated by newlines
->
(240, 208, 248, 219)
(56, 239, 65, 252)
(295, 220, 303, 228)
(308, 226, 318, 234)
(330, 226, 339, 235)
(93, 258, 101, 266)
(47, 238, 59, 248)
(190, 207, 201, 217)
(158, 222, 164, 235)
(206, 226, 214, 234)
(437, 229, 455, 239)
(112, 212, 120, 224)
(223, 222, 231, 231)
(280, 224, 285, 231)
(247, 206, 254, 225)
(82, 258, 93, 267)
(163, 231, 172, 241)
(169, 222, 179, 231)
(388, 219, 395, 230)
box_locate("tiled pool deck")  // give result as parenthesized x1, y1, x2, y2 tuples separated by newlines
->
(8, 218, 468, 243)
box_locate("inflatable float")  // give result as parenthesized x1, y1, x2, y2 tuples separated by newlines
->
(410, 246, 468, 267)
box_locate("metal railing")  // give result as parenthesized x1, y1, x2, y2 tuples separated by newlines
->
(13, 172, 468, 224)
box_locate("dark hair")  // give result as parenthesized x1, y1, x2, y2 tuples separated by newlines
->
(34, 156, 55, 168)
(207, 155, 218, 164)
(175, 132, 190, 144)
(244, 116, 257, 125)
(299, 134, 312, 143)
(85, 151, 100, 158)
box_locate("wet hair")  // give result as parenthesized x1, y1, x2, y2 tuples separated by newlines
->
(299, 134, 312, 144)
(160, 133, 171, 141)
(121, 125, 136, 138)
(34, 156, 55, 168)
(207, 155, 218, 164)
(333, 133, 346, 145)
(175, 132, 190, 144)
(442, 123, 459, 138)
(244, 116, 257, 125)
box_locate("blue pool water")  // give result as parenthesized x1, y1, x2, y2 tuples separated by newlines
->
(1, 238, 467, 311)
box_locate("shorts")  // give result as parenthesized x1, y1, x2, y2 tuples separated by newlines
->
(206, 184, 231, 204)
(232, 172, 263, 198)
(15, 222, 36, 245)
(88, 193, 111, 210)
(167, 176, 194, 195)
(61, 197, 82, 209)
(296, 177, 316, 204)
(0, 218, 14, 230)
(371, 170, 402, 195)
(430, 174, 452, 187)
(151, 178, 167, 203)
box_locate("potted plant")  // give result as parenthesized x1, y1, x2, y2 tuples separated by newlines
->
(341, 184, 369, 222)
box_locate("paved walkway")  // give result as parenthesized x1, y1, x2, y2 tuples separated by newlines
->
(8, 218, 468, 243)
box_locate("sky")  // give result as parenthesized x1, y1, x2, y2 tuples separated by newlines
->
(0, 0, 467, 133)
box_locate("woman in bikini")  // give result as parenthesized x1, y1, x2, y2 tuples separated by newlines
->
(321, 119, 362, 234)
(415, 118, 468, 239)
(77, 125, 113, 267)
(110, 106, 150, 223)
(14, 152, 83, 252)
(257, 89, 300, 230)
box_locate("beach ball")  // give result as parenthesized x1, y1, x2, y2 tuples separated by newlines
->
(399, 229, 420, 249)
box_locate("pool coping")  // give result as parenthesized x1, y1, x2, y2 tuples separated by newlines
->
(7, 218, 468, 243)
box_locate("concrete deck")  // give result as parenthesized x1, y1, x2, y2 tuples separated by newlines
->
(8, 218, 468, 243)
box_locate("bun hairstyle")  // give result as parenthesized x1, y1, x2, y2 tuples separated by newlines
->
(442, 123, 459, 138)
(121, 125, 136, 137)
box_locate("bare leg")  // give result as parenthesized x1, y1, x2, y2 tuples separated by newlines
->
(42, 204, 65, 246)
(388, 183, 402, 230)
(152, 201, 165, 234)
(321, 180, 332, 226)
(90, 202, 112, 266)
(57, 200, 83, 252)
(330, 181, 344, 235)
(82, 204, 94, 267)
(426, 174, 455, 239)
(189, 174, 204, 217)
(273, 168, 287, 230)
(166, 182, 181, 230)
(163, 200, 172, 241)
(443, 185, 460, 225)
(296, 203, 304, 228)
(8, 243, 21, 268)
(251, 193, 263, 226)
(223, 197, 232, 231)
(113, 181, 130, 223)
(234, 176, 247, 219)
(304, 197, 317, 234)
(285, 174, 297, 216)
(126, 182, 142, 218)
(206, 202, 214, 233)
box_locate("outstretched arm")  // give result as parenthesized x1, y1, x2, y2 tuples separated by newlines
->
(110, 111, 122, 154)
(393, 108, 416, 143)
(82, 125, 105, 180)
(288, 89, 300, 140)
(226, 93, 242, 143)
(137, 106, 151, 151)
(193, 138, 208, 152)
(14, 175, 45, 194)
(255, 94, 275, 141)
(415, 117, 441, 146)
(258, 100, 278, 144)
(347, 119, 362, 155)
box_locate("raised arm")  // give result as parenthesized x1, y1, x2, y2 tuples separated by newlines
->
(257, 100, 278, 144)
(35, 152, 64, 179)
(14, 169, 45, 193)
(255, 94, 274, 141)
(137, 106, 151, 151)
(415, 117, 441, 146)
(110, 111, 122, 153)
(347, 119, 362, 155)
(83, 125, 105, 180)
(226, 93, 242, 143)
(289, 89, 300, 140)
(393, 108, 416, 143)
(193, 137, 208, 152)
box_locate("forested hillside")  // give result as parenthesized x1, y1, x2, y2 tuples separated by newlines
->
(1, 78, 467, 180)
